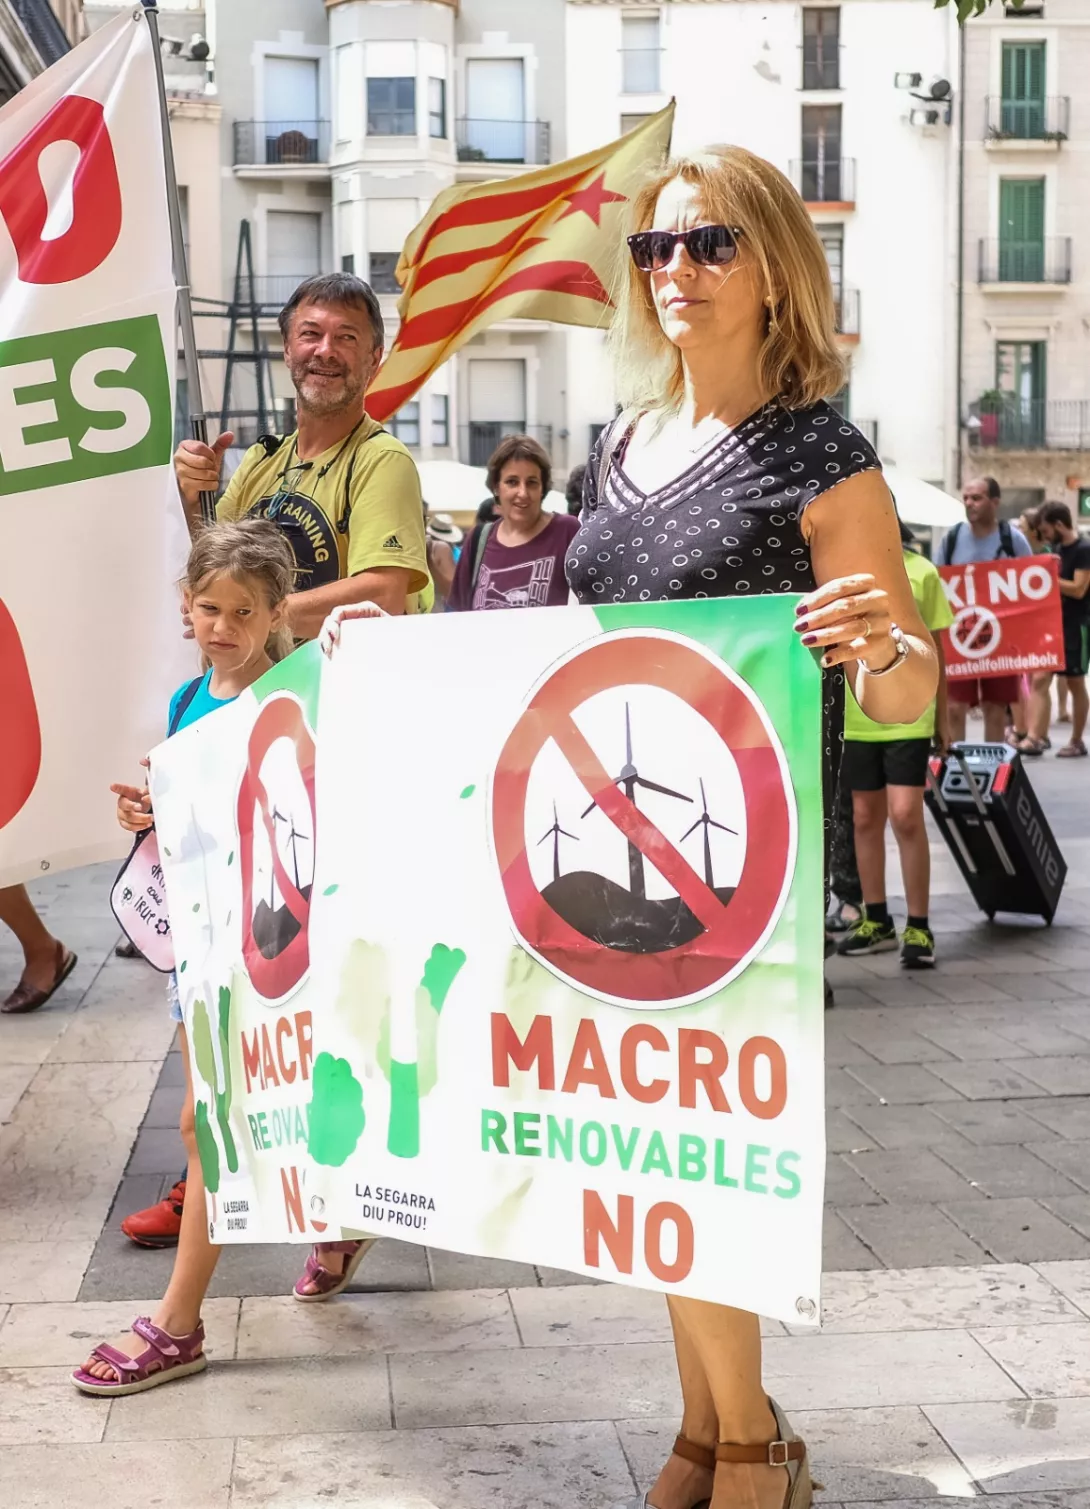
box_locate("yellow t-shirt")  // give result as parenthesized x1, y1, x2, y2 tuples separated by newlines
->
(216, 416, 430, 609)
(845, 548, 954, 742)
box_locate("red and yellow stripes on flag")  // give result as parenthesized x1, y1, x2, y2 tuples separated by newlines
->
(365, 104, 675, 422)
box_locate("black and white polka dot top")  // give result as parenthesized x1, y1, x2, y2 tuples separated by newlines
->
(566, 399, 881, 851)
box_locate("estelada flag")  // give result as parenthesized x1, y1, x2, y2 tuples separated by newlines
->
(366, 103, 675, 422)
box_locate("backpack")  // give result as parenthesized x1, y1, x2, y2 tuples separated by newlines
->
(940, 519, 1015, 566)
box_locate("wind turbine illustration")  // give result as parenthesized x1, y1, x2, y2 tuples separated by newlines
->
(269, 807, 289, 907)
(582, 702, 692, 900)
(538, 800, 578, 884)
(680, 778, 737, 888)
(284, 815, 310, 891)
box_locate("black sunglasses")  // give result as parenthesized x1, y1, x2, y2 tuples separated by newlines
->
(627, 223, 744, 273)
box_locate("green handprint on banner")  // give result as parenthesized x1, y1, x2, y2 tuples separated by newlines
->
(194, 1099, 220, 1192)
(191, 988, 239, 1178)
(374, 942, 466, 1160)
(307, 1052, 366, 1166)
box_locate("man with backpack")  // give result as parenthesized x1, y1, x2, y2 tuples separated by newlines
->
(939, 476, 1033, 743)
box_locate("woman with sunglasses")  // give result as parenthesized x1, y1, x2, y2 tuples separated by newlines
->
(568, 148, 937, 1509)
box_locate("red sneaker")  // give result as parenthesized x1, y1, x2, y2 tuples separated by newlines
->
(120, 1178, 186, 1248)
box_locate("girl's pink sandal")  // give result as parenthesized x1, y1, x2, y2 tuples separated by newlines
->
(292, 1238, 376, 1302)
(71, 1315, 207, 1396)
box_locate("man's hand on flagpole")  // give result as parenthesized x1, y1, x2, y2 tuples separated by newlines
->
(318, 602, 390, 658)
(174, 432, 234, 512)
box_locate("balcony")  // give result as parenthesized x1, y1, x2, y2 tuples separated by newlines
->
(235, 275, 318, 315)
(834, 287, 860, 339)
(854, 418, 879, 450)
(621, 48, 663, 94)
(791, 157, 856, 208)
(985, 96, 1070, 145)
(455, 118, 551, 167)
(967, 398, 1090, 452)
(233, 120, 330, 172)
(460, 422, 554, 468)
(977, 237, 1072, 286)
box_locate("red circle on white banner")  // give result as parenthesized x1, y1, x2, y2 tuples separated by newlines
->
(490, 630, 796, 1007)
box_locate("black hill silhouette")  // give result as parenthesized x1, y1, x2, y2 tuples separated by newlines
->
(253, 805, 312, 960)
(542, 705, 735, 953)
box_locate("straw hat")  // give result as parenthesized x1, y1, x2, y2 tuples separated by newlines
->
(427, 512, 464, 544)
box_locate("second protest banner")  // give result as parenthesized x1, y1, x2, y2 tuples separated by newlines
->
(938, 556, 1062, 679)
(154, 599, 827, 1323)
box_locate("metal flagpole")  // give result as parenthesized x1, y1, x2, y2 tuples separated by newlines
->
(141, 1, 217, 524)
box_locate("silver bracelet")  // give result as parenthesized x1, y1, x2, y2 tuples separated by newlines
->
(859, 622, 909, 678)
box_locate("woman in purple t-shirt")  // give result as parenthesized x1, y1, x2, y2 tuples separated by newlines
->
(447, 435, 579, 612)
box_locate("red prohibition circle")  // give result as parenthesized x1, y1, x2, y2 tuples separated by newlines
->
(491, 633, 795, 1006)
(237, 695, 316, 1002)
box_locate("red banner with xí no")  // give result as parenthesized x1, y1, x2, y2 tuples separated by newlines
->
(938, 555, 1063, 680)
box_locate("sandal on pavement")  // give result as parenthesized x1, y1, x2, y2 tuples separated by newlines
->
(612, 1433, 715, 1509)
(2, 942, 77, 1014)
(1057, 740, 1088, 758)
(715, 1398, 813, 1509)
(70, 1316, 207, 1397)
(1016, 736, 1049, 758)
(292, 1237, 377, 1302)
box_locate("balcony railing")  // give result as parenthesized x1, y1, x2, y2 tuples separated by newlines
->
(10, 0, 71, 66)
(791, 156, 856, 205)
(460, 422, 555, 468)
(621, 48, 662, 94)
(235, 274, 320, 313)
(854, 418, 879, 450)
(967, 398, 1090, 452)
(834, 287, 860, 336)
(233, 120, 330, 168)
(978, 237, 1072, 284)
(455, 118, 551, 166)
(985, 95, 1070, 142)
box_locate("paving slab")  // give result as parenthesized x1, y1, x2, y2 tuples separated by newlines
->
(926, 1060, 1050, 1101)
(236, 1287, 519, 1360)
(812, 1263, 1083, 1335)
(0, 1240, 96, 1304)
(838, 1204, 991, 1269)
(933, 1144, 1084, 1200)
(943, 1199, 1090, 1264)
(1021, 1099, 1090, 1141)
(1028, 1142, 1090, 1193)
(925, 1398, 1090, 1495)
(843, 1148, 980, 1205)
(932, 1101, 1070, 1147)
(0, 1297, 240, 1368)
(0, 1366, 109, 1445)
(1034, 1262, 1090, 1318)
(971, 1324, 1090, 1400)
(0, 1438, 234, 1509)
(840, 1102, 973, 1151)
(843, 1063, 965, 1106)
(230, 1422, 636, 1509)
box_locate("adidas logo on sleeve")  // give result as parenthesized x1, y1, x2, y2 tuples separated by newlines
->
(382, 534, 403, 551)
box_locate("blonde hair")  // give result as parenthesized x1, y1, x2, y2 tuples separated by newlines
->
(185, 519, 296, 662)
(610, 145, 845, 413)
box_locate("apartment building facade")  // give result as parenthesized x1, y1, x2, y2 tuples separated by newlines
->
(566, 0, 961, 487)
(960, 0, 1090, 518)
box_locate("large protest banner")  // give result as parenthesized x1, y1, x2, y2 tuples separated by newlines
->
(0, 12, 191, 885)
(937, 556, 1063, 680)
(154, 601, 827, 1322)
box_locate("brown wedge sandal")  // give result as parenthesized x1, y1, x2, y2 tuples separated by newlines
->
(615, 1433, 715, 1509)
(715, 1398, 812, 1509)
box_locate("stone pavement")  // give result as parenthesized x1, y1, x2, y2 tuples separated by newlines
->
(2, 747, 1089, 1507)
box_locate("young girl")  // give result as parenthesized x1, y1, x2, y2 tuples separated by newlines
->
(73, 520, 296, 1397)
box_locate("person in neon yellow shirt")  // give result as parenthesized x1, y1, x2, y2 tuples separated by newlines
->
(838, 519, 952, 969)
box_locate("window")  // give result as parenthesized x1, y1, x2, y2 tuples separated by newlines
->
(622, 14, 660, 94)
(818, 223, 843, 295)
(800, 104, 843, 201)
(265, 55, 319, 130)
(368, 252, 400, 294)
(802, 8, 840, 90)
(428, 77, 447, 138)
(463, 59, 526, 161)
(996, 339, 1046, 445)
(341, 254, 355, 274)
(1001, 41, 1046, 138)
(620, 113, 651, 136)
(1077, 487, 1090, 519)
(998, 177, 1045, 280)
(367, 77, 416, 136)
(829, 384, 849, 418)
(389, 401, 421, 447)
(266, 210, 321, 304)
(432, 394, 450, 447)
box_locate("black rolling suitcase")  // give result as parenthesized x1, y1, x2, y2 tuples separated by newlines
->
(924, 742, 1066, 924)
